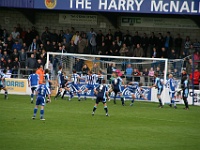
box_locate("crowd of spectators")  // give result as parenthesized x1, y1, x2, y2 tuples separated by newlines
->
(0, 23, 200, 79)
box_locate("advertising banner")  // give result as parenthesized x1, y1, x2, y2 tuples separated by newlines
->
(121, 17, 199, 29)
(59, 14, 97, 25)
(69, 84, 151, 101)
(34, 0, 200, 15)
(5, 78, 27, 93)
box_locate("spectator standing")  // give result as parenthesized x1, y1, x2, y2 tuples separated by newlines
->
(160, 47, 167, 58)
(133, 68, 141, 82)
(31, 26, 39, 39)
(189, 67, 200, 89)
(149, 32, 157, 55)
(64, 29, 72, 44)
(78, 36, 87, 54)
(119, 43, 129, 56)
(71, 31, 80, 48)
(123, 30, 132, 47)
(68, 40, 76, 53)
(25, 29, 33, 47)
(141, 33, 149, 57)
(41, 27, 51, 43)
(98, 42, 107, 55)
(174, 34, 183, 57)
(133, 44, 144, 57)
(11, 49, 19, 61)
(51, 29, 58, 43)
(90, 34, 97, 54)
(106, 29, 113, 41)
(12, 57, 20, 78)
(26, 54, 37, 74)
(125, 64, 133, 82)
(12, 40, 22, 52)
(82, 64, 89, 76)
(164, 31, 173, 56)
(29, 38, 39, 52)
(184, 36, 191, 55)
(96, 30, 104, 48)
(188, 44, 195, 55)
(11, 27, 20, 40)
(114, 28, 122, 41)
(157, 33, 164, 56)
(58, 30, 64, 43)
(132, 31, 141, 47)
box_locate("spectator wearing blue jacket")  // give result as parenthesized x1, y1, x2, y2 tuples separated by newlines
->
(12, 40, 22, 51)
(126, 64, 133, 82)
(63, 29, 72, 43)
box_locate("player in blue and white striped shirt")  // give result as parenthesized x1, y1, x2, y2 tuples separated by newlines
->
(129, 82, 147, 106)
(55, 66, 62, 99)
(150, 72, 164, 108)
(0, 69, 8, 99)
(166, 74, 177, 108)
(67, 69, 83, 101)
(44, 69, 52, 103)
(83, 70, 99, 100)
(28, 70, 39, 103)
(32, 81, 51, 120)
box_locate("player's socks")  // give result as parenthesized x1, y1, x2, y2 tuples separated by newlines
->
(4, 91, 8, 99)
(130, 99, 134, 106)
(84, 92, 87, 100)
(104, 106, 108, 113)
(55, 91, 61, 98)
(184, 100, 189, 109)
(40, 109, 44, 119)
(121, 97, 125, 106)
(114, 95, 116, 104)
(158, 98, 162, 106)
(33, 108, 38, 117)
(61, 90, 66, 99)
(31, 93, 34, 102)
(70, 92, 74, 98)
(78, 93, 81, 101)
(93, 106, 97, 112)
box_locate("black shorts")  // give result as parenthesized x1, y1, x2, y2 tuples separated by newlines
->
(96, 96, 106, 104)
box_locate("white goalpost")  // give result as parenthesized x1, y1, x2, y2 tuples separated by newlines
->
(46, 52, 170, 105)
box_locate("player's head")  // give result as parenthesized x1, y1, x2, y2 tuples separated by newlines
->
(88, 70, 92, 75)
(139, 82, 143, 87)
(168, 74, 173, 78)
(3, 69, 6, 74)
(182, 76, 187, 81)
(98, 70, 102, 75)
(58, 66, 62, 71)
(73, 69, 76, 73)
(112, 71, 117, 77)
(102, 79, 106, 84)
(154, 72, 158, 77)
(45, 69, 49, 74)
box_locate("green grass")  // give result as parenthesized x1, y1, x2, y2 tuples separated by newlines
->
(0, 95, 200, 150)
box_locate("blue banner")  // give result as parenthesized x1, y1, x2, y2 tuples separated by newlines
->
(68, 84, 151, 101)
(34, 0, 200, 15)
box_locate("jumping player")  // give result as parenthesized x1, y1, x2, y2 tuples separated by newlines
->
(55, 66, 62, 99)
(166, 74, 177, 109)
(84, 70, 98, 100)
(28, 70, 39, 103)
(0, 69, 8, 99)
(68, 69, 82, 101)
(182, 76, 189, 110)
(129, 82, 148, 106)
(44, 69, 52, 103)
(32, 81, 51, 120)
(92, 79, 109, 116)
(150, 72, 163, 108)
(109, 71, 125, 106)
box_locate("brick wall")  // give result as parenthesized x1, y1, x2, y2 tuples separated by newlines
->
(0, 9, 199, 42)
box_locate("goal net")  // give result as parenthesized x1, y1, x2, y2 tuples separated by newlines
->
(46, 52, 184, 105)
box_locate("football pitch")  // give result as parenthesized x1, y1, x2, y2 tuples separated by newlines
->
(0, 95, 200, 150)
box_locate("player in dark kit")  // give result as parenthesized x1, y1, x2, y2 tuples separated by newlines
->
(182, 76, 189, 110)
(92, 79, 109, 116)
(55, 71, 68, 99)
(109, 71, 125, 106)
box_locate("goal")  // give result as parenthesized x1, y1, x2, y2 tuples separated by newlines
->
(46, 52, 184, 105)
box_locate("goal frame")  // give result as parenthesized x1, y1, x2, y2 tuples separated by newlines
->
(46, 52, 168, 105)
